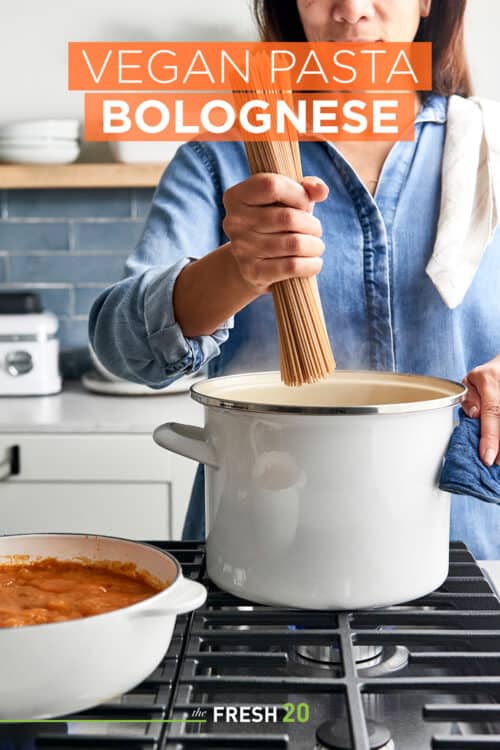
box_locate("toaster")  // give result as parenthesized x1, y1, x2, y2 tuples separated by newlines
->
(0, 292, 62, 396)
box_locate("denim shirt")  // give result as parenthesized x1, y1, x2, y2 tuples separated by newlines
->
(89, 95, 500, 559)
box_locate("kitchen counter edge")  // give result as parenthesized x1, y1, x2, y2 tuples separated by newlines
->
(0, 381, 202, 434)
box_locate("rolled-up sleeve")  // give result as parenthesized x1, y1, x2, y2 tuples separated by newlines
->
(88, 141, 234, 388)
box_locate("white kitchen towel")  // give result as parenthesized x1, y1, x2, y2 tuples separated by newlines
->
(425, 95, 500, 309)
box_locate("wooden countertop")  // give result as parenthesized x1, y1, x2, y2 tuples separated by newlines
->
(0, 163, 165, 189)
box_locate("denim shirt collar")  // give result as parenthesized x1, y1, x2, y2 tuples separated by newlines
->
(416, 94, 448, 125)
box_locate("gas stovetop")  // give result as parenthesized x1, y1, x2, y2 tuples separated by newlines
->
(2, 541, 500, 750)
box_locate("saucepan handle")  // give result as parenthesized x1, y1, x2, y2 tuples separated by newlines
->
(153, 422, 219, 469)
(134, 576, 207, 617)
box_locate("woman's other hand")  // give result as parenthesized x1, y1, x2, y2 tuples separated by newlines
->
(462, 355, 500, 466)
(222, 173, 329, 296)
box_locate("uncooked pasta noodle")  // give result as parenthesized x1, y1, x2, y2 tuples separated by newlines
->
(235, 54, 336, 386)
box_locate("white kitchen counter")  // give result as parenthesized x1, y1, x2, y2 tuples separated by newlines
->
(0, 380, 203, 434)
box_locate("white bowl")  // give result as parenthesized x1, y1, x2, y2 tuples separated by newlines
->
(109, 140, 184, 164)
(0, 137, 79, 146)
(0, 141, 80, 164)
(0, 533, 207, 720)
(0, 119, 80, 141)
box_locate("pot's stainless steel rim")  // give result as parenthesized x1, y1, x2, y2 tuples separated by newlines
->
(190, 370, 466, 416)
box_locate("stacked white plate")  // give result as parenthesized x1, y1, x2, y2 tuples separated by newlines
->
(0, 120, 81, 164)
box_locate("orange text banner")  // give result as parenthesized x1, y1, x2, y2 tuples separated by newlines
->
(70, 42, 432, 92)
(85, 92, 416, 142)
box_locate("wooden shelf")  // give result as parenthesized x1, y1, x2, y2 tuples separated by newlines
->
(0, 163, 166, 189)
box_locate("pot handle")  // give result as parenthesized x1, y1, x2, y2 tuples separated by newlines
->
(134, 576, 207, 617)
(153, 422, 218, 469)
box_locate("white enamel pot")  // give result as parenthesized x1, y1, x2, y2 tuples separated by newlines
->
(154, 371, 466, 610)
(0, 533, 206, 719)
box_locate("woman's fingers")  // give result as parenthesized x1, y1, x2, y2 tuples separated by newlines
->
(466, 363, 500, 467)
(223, 173, 329, 294)
(461, 376, 481, 419)
(235, 232, 325, 260)
(301, 175, 330, 204)
(224, 173, 322, 212)
(480, 402, 500, 467)
(224, 204, 323, 238)
(251, 256, 324, 287)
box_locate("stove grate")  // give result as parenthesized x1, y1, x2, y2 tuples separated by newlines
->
(2, 542, 500, 750)
(162, 542, 500, 750)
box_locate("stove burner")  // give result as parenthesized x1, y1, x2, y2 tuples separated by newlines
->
(292, 643, 409, 677)
(316, 719, 395, 750)
(297, 644, 383, 665)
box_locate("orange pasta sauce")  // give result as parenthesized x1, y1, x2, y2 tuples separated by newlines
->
(0, 558, 165, 628)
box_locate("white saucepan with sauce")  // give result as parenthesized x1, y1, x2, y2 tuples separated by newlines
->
(0, 533, 206, 719)
(154, 370, 466, 610)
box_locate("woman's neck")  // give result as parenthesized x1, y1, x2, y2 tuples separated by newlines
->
(333, 94, 422, 196)
(332, 140, 395, 196)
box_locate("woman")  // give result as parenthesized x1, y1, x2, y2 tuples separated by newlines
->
(89, 0, 500, 558)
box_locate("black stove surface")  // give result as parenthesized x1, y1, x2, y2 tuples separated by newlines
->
(2, 541, 500, 750)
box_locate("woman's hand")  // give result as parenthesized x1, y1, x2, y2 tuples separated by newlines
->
(462, 355, 500, 466)
(222, 173, 329, 296)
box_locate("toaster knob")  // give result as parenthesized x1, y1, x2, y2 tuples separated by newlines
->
(5, 350, 33, 376)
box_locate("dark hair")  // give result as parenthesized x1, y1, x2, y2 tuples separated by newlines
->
(253, 0, 472, 97)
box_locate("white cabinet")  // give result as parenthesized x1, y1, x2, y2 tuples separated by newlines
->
(0, 483, 169, 539)
(0, 433, 198, 540)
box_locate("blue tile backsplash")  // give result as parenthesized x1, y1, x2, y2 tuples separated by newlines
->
(0, 188, 154, 378)
(6, 189, 135, 219)
(8, 251, 131, 283)
(0, 221, 69, 251)
(73, 221, 144, 251)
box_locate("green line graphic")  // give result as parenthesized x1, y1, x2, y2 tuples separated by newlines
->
(0, 719, 207, 724)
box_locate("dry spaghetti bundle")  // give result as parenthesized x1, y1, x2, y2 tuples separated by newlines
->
(236, 55, 336, 387)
